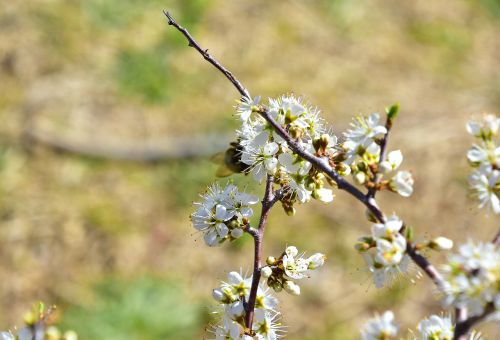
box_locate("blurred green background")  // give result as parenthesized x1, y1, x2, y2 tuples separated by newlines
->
(0, 0, 499, 338)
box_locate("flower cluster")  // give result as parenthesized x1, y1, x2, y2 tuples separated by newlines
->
(260, 246, 326, 296)
(211, 272, 283, 339)
(360, 311, 483, 339)
(236, 95, 337, 213)
(191, 183, 259, 246)
(441, 240, 500, 316)
(355, 215, 411, 288)
(341, 110, 414, 197)
(466, 114, 500, 214)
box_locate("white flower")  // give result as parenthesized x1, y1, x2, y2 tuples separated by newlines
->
(282, 250, 309, 280)
(416, 314, 454, 340)
(192, 184, 258, 246)
(253, 309, 283, 340)
(363, 252, 411, 288)
(192, 204, 234, 247)
(345, 113, 387, 144)
(375, 235, 407, 266)
(360, 310, 398, 340)
(278, 152, 311, 176)
(283, 280, 301, 296)
(379, 150, 403, 173)
(215, 317, 242, 340)
(442, 241, 500, 315)
(390, 170, 414, 197)
(236, 96, 261, 121)
(229, 191, 259, 219)
(466, 114, 500, 139)
(467, 143, 500, 167)
(241, 134, 280, 182)
(254, 286, 279, 311)
(313, 188, 334, 203)
(430, 237, 454, 251)
(371, 215, 403, 239)
(469, 168, 500, 214)
(269, 95, 325, 138)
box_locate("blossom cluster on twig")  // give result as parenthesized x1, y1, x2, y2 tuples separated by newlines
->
(163, 10, 500, 339)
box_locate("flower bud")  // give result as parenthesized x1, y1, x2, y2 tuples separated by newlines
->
(336, 163, 351, 176)
(227, 271, 243, 285)
(354, 172, 366, 185)
(227, 300, 245, 319)
(307, 253, 326, 269)
(261, 266, 273, 278)
(230, 228, 243, 239)
(266, 256, 277, 265)
(428, 237, 453, 251)
(212, 289, 224, 302)
(283, 280, 301, 296)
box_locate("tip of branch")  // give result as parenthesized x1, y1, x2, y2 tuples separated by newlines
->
(163, 10, 174, 24)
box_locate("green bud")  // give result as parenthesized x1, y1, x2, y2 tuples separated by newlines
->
(365, 209, 378, 223)
(386, 103, 400, 121)
(405, 225, 414, 241)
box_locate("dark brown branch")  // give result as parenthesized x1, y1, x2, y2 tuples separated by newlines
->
(493, 229, 500, 246)
(454, 303, 495, 340)
(163, 11, 250, 99)
(244, 175, 276, 332)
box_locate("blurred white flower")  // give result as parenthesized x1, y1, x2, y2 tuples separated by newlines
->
(360, 310, 398, 340)
(416, 314, 454, 340)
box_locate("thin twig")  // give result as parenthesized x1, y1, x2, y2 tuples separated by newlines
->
(244, 175, 276, 332)
(367, 114, 392, 198)
(163, 11, 250, 99)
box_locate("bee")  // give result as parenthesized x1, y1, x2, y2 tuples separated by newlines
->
(211, 140, 250, 177)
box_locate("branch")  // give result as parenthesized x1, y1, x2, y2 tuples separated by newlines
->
(453, 230, 500, 338)
(367, 113, 393, 198)
(244, 175, 276, 332)
(24, 128, 232, 162)
(258, 107, 446, 288)
(163, 11, 250, 99)
(164, 6, 446, 320)
(454, 303, 495, 340)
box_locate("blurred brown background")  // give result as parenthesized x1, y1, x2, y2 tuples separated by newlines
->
(0, 0, 499, 338)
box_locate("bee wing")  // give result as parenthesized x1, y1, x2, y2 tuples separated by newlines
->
(210, 152, 225, 164)
(215, 164, 234, 178)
